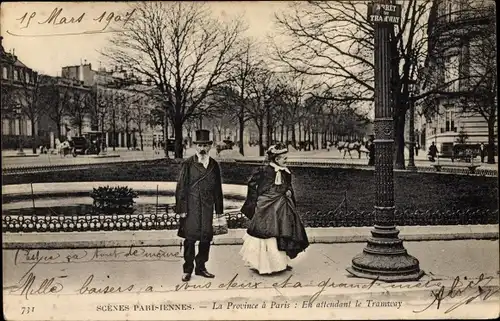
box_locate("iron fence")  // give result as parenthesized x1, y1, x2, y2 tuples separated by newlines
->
(2, 207, 497, 233)
(2, 158, 497, 177)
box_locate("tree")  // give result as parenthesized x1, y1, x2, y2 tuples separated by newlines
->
(131, 95, 151, 151)
(459, 16, 496, 163)
(41, 77, 72, 140)
(15, 72, 48, 153)
(279, 73, 310, 147)
(226, 39, 263, 155)
(208, 85, 239, 142)
(70, 89, 90, 136)
(88, 86, 114, 151)
(273, 0, 463, 168)
(245, 66, 285, 155)
(102, 2, 247, 158)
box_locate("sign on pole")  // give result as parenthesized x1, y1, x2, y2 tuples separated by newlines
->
(367, 3, 402, 24)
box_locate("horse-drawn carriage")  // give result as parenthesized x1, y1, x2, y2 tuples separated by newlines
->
(69, 132, 103, 157)
(71, 136, 100, 156)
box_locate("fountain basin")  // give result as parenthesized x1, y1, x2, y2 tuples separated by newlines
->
(2, 181, 249, 233)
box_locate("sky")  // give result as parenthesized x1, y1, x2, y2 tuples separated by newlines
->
(1, 1, 289, 76)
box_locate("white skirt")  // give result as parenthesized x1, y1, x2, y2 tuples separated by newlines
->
(239, 233, 289, 275)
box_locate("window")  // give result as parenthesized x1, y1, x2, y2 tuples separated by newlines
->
(2, 67, 7, 79)
(468, 38, 491, 91)
(444, 55, 460, 92)
(13, 69, 18, 81)
(445, 109, 456, 132)
(447, 0, 461, 21)
(25, 72, 30, 83)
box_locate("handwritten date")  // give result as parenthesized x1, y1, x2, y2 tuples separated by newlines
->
(17, 7, 135, 31)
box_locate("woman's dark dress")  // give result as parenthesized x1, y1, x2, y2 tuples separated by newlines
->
(241, 165, 309, 259)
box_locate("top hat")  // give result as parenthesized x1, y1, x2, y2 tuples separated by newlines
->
(267, 142, 288, 156)
(194, 129, 212, 144)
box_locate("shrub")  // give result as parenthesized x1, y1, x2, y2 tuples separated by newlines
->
(90, 185, 138, 210)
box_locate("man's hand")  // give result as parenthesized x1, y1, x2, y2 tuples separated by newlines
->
(179, 213, 187, 218)
(286, 190, 292, 197)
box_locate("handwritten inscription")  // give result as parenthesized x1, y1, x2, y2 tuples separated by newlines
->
(415, 274, 500, 314)
(14, 247, 181, 266)
(5, 248, 498, 315)
(12, 7, 136, 36)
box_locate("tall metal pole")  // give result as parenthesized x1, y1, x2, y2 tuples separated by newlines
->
(347, 1, 423, 282)
(16, 108, 25, 156)
(407, 85, 417, 171)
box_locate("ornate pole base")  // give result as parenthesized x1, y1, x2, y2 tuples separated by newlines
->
(347, 225, 424, 282)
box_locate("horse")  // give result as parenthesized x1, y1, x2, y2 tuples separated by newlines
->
(58, 140, 73, 157)
(335, 140, 366, 159)
(215, 140, 235, 156)
(359, 140, 370, 158)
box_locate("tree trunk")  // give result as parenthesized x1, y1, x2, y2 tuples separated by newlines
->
(394, 111, 406, 169)
(487, 117, 496, 164)
(174, 121, 184, 159)
(31, 119, 37, 154)
(78, 122, 83, 136)
(292, 125, 297, 148)
(238, 116, 245, 156)
(112, 111, 116, 151)
(298, 122, 302, 143)
(163, 111, 169, 158)
(258, 116, 264, 156)
(139, 132, 144, 151)
(56, 123, 62, 141)
(125, 122, 130, 150)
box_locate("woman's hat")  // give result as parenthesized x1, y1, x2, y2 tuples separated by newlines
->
(194, 129, 212, 144)
(267, 143, 288, 156)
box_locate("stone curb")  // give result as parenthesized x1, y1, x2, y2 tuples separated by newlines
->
(3, 225, 498, 249)
(2, 154, 40, 158)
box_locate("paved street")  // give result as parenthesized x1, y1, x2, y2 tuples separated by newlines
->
(3, 240, 499, 320)
(3, 146, 498, 171)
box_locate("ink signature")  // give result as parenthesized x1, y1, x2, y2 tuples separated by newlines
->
(414, 274, 500, 314)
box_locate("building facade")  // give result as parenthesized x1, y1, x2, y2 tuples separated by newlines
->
(418, 0, 497, 154)
(1, 36, 40, 150)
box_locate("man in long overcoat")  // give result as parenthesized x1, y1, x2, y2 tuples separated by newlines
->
(175, 129, 224, 282)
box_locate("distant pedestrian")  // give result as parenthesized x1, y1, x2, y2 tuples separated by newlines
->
(367, 135, 375, 166)
(240, 143, 309, 275)
(428, 142, 438, 162)
(480, 143, 486, 163)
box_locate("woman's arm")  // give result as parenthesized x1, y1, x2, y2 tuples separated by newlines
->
(240, 167, 263, 219)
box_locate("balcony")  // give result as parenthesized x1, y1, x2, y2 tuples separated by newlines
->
(434, 6, 495, 34)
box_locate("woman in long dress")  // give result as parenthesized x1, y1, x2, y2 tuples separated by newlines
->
(239, 143, 309, 274)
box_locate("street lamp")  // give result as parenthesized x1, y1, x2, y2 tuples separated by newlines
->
(347, 0, 423, 282)
(407, 79, 417, 171)
(16, 106, 25, 156)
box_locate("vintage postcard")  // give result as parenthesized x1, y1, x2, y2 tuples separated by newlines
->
(2, 1, 499, 320)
